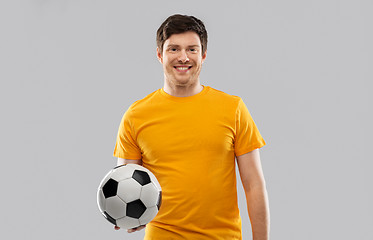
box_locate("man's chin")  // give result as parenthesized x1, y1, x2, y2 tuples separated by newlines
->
(172, 77, 193, 85)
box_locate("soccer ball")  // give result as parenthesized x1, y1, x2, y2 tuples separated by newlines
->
(97, 164, 162, 229)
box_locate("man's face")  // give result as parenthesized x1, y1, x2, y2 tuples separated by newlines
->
(157, 31, 206, 87)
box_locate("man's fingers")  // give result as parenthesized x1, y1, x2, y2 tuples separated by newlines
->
(114, 225, 146, 232)
(127, 225, 146, 233)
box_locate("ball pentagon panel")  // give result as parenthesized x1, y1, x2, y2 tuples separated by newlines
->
(132, 170, 151, 186)
(126, 199, 147, 218)
(128, 164, 162, 191)
(102, 178, 118, 198)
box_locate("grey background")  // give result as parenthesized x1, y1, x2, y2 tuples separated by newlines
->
(1, 0, 372, 239)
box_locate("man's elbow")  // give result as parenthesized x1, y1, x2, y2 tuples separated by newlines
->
(243, 179, 267, 193)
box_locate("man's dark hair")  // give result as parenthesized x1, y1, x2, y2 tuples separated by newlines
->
(156, 14, 208, 56)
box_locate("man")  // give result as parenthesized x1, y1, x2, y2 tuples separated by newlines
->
(113, 14, 270, 240)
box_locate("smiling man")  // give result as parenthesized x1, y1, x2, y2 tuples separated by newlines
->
(159, 30, 206, 97)
(113, 14, 270, 240)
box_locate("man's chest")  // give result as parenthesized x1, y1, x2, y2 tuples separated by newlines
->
(135, 109, 236, 159)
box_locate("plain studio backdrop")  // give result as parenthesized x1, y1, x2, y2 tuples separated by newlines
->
(1, 0, 372, 239)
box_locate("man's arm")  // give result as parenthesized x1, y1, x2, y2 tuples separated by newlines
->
(236, 149, 270, 240)
(117, 158, 142, 166)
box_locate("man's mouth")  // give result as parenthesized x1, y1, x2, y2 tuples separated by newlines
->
(174, 66, 192, 72)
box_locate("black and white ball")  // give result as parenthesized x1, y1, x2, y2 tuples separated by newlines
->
(97, 164, 162, 229)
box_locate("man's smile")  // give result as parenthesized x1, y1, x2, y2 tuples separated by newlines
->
(174, 65, 192, 72)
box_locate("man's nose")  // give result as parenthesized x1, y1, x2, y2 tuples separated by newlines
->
(178, 50, 189, 63)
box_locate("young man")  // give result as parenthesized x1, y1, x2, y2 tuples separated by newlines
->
(113, 14, 270, 240)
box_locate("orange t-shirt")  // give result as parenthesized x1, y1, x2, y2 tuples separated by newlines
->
(113, 85, 266, 239)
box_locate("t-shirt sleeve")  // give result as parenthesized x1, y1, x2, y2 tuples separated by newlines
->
(234, 98, 266, 157)
(113, 108, 142, 160)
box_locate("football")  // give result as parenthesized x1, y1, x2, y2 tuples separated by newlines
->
(97, 164, 162, 229)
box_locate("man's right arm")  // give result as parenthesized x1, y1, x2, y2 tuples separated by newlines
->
(117, 158, 142, 166)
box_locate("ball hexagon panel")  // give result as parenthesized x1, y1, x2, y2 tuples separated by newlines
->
(117, 178, 142, 203)
(140, 182, 159, 207)
(105, 196, 127, 219)
(139, 206, 159, 225)
(132, 170, 151, 186)
(116, 216, 141, 229)
(97, 189, 106, 212)
(126, 199, 147, 219)
(102, 178, 118, 198)
(110, 165, 135, 182)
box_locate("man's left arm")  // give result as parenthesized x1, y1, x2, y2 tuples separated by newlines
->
(236, 149, 270, 240)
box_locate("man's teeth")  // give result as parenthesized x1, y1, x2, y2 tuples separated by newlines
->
(176, 67, 189, 70)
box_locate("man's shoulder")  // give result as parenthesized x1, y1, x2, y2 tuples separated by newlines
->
(127, 88, 161, 111)
(207, 86, 242, 104)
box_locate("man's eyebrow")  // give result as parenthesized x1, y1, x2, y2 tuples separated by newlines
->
(167, 44, 200, 48)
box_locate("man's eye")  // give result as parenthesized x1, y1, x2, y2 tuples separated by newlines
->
(170, 48, 177, 51)
(189, 49, 196, 52)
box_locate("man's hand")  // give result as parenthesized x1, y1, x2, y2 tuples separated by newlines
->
(114, 225, 146, 233)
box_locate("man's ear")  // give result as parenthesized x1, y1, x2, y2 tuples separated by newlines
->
(156, 47, 163, 64)
(202, 51, 207, 64)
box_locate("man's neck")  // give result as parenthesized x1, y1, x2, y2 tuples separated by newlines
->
(163, 82, 204, 97)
